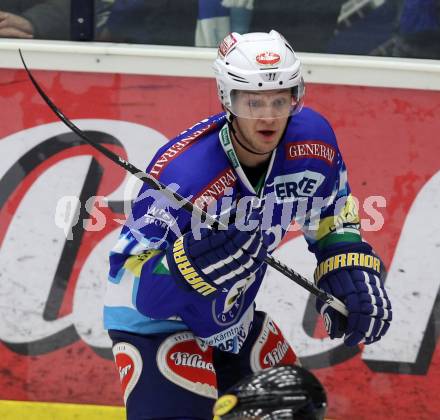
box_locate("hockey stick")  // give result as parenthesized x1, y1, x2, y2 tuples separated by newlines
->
(19, 50, 348, 317)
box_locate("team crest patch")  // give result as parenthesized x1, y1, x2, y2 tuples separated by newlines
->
(112, 342, 143, 404)
(250, 315, 297, 372)
(157, 332, 217, 399)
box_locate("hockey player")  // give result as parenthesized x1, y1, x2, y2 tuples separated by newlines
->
(212, 365, 327, 419)
(104, 30, 392, 419)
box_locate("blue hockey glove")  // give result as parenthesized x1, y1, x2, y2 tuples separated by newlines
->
(314, 242, 392, 346)
(166, 209, 268, 298)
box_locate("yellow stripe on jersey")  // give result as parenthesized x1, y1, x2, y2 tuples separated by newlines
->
(123, 249, 162, 277)
(0, 400, 124, 420)
(316, 194, 360, 241)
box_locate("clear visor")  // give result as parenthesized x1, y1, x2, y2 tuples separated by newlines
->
(229, 88, 303, 119)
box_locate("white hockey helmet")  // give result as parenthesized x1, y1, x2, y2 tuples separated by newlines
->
(213, 30, 305, 119)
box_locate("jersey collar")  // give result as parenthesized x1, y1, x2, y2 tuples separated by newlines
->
(218, 123, 276, 197)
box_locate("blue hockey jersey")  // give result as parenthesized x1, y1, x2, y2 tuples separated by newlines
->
(104, 108, 361, 353)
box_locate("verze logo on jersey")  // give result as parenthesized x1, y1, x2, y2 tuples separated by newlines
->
(286, 141, 336, 166)
(273, 171, 325, 202)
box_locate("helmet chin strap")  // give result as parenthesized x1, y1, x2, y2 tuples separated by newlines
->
(227, 113, 291, 157)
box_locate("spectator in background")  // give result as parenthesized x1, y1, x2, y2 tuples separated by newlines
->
(196, 0, 253, 47)
(328, 0, 400, 57)
(250, 0, 344, 52)
(95, 0, 115, 38)
(223, 0, 253, 34)
(0, 0, 70, 40)
(392, 0, 440, 59)
(97, 0, 198, 46)
(196, 0, 230, 47)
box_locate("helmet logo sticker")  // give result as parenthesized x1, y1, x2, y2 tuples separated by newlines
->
(219, 33, 238, 57)
(256, 52, 281, 66)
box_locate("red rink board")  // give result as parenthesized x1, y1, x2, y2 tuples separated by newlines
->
(0, 68, 439, 419)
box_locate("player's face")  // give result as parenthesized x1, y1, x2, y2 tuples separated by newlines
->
(232, 90, 291, 157)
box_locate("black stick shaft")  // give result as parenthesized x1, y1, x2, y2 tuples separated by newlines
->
(18, 49, 348, 317)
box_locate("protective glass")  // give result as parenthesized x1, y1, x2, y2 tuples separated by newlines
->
(229, 87, 303, 119)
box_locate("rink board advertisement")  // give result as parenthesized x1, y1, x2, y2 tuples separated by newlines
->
(0, 68, 439, 420)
